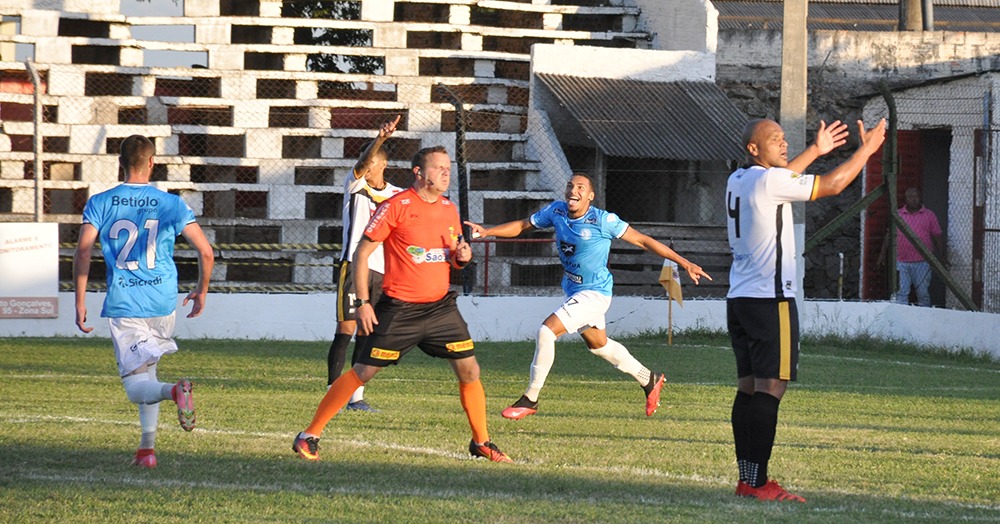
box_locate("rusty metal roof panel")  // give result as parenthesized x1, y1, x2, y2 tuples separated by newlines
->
(536, 74, 747, 161)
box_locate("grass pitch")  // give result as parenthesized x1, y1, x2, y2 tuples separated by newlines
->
(1, 332, 998, 523)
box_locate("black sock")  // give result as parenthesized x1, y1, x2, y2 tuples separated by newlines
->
(350, 335, 368, 366)
(731, 391, 753, 481)
(641, 370, 657, 395)
(327, 334, 352, 386)
(512, 395, 537, 408)
(747, 391, 781, 488)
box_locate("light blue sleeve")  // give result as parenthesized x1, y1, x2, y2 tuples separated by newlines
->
(529, 201, 557, 229)
(81, 195, 101, 227)
(172, 196, 197, 234)
(603, 211, 629, 239)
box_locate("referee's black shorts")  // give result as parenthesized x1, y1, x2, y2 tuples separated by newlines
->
(727, 297, 800, 381)
(356, 291, 475, 367)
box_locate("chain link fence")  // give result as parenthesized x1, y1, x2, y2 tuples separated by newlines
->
(2, 56, 739, 299)
(6, 60, 1000, 309)
(862, 78, 1000, 311)
(0, 0, 741, 302)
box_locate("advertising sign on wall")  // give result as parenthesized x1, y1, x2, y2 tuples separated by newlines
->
(0, 222, 59, 318)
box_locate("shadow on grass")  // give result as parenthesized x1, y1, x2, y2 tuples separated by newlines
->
(1, 442, 996, 523)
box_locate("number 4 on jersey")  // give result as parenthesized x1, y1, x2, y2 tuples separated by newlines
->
(726, 192, 740, 239)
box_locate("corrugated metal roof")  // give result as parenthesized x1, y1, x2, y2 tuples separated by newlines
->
(535, 74, 748, 161)
(716, 2, 1000, 31)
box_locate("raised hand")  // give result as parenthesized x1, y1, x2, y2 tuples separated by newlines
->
(813, 120, 849, 156)
(453, 235, 472, 265)
(380, 114, 401, 138)
(858, 118, 887, 154)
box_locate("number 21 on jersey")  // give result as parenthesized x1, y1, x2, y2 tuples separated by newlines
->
(110, 218, 159, 270)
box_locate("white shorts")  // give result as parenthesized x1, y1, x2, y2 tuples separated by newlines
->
(109, 314, 179, 377)
(553, 290, 612, 334)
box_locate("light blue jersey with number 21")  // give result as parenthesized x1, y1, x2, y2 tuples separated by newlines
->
(82, 183, 196, 318)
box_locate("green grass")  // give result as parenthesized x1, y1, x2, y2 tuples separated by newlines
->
(1, 332, 998, 523)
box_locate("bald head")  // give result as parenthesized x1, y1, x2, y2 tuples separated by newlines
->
(741, 118, 787, 168)
(742, 119, 778, 148)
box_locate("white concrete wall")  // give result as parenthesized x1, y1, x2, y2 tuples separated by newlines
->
(531, 43, 715, 82)
(2, 293, 996, 360)
(634, 0, 718, 53)
(718, 30, 1000, 87)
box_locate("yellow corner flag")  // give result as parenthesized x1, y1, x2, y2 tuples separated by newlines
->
(658, 260, 683, 307)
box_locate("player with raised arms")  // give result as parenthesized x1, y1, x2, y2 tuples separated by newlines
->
(725, 117, 885, 501)
(465, 172, 711, 420)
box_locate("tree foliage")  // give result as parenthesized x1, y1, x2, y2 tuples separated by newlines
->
(281, 1, 382, 74)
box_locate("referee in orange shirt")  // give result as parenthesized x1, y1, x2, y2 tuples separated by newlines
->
(292, 145, 511, 463)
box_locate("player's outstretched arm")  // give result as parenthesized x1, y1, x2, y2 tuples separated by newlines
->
(813, 119, 886, 199)
(619, 227, 712, 285)
(464, 218, 534, 239)
(73, 224, 99, 333)
(787, 120, 850, 174)
(181, 222, 215, 318)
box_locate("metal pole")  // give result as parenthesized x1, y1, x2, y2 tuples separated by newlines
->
(26, 60, 43, 222)
(435, 84, 473, 294)
(972, 91, 990, 308)
(838, 252, 844, 300)
(879, 82, 900, 299)
(921, 0, 934, 31)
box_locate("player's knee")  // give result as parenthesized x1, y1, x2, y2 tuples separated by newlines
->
(123, 380, 159, 405)
(588, 343, 614, 361)
(537, 325, 557, 346)
(124, 387, 144, 404)
(452, 357, 480, 383)
(589, 339, 629, 367)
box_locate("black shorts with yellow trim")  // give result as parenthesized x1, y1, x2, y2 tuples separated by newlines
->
(727, 297, 799, 381)
(356, 290, 475, 367)
(336, 260, 384, 322)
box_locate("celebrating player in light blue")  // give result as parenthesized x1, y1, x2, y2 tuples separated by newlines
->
(466, 173, 711, 420)
(73, 134, 215, 468)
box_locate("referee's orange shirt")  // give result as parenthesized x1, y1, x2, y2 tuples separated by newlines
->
(363, 188, 462, 303)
